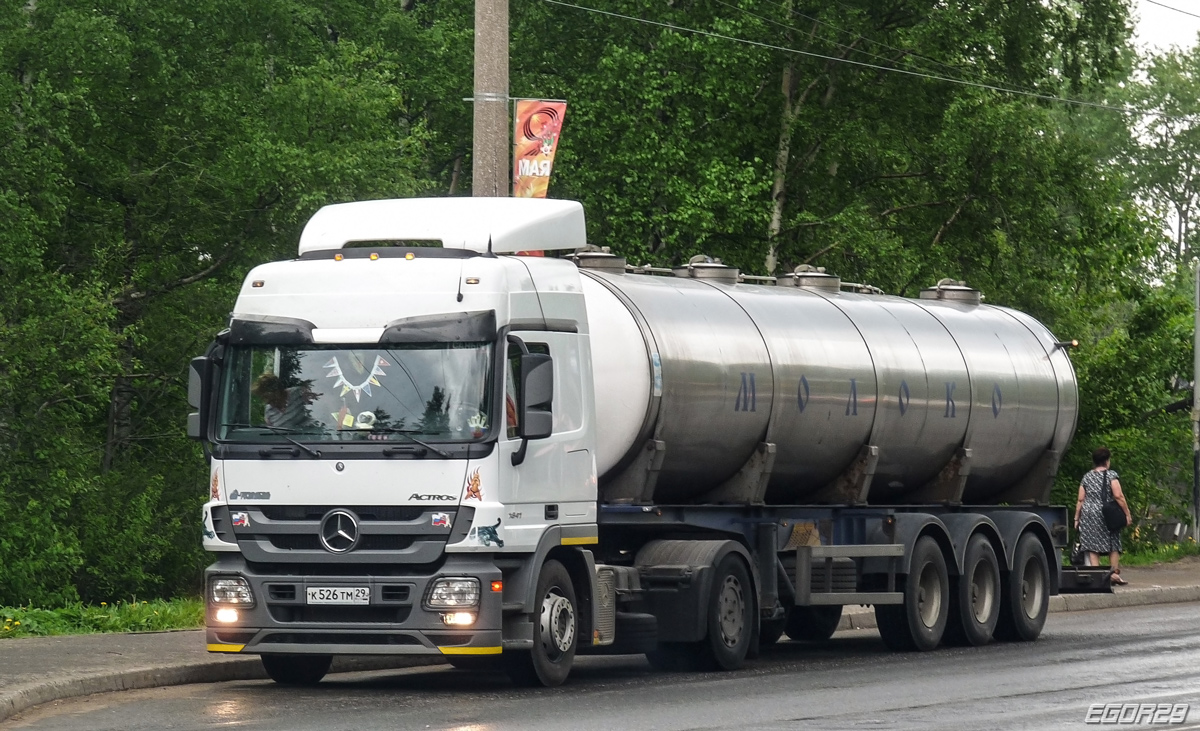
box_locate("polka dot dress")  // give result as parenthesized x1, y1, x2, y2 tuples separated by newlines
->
(1079, 469, 1122, 554)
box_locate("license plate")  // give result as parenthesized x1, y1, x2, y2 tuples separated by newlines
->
(306, 587, 370, 604)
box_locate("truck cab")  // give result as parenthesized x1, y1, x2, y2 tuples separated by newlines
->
(190, 198, 600, 686)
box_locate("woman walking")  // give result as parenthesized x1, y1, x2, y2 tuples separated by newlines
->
(1074, 447, 1133, 585)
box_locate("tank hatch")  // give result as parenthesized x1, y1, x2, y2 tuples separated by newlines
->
(672, 255, 740, 284)
(778, 264, 840, 293)
(919, 278, 982, 305)
(570, 246, 627, 273)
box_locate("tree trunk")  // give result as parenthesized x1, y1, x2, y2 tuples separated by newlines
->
(101, 375, 134, 473)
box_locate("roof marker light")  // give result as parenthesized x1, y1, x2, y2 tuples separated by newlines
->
(251, 281, 264, 288)
(405, 252, 415, 260)
(370, 252, 379, 261)
(334, 253, 343, 261)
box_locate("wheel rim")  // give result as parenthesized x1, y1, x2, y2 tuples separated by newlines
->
(916, 562, 942, 628)
(970, 557, 997, 624)
(1020, 555, 1046, 620)
(539, 588, 575, 660)
(717, 574, 745, 648)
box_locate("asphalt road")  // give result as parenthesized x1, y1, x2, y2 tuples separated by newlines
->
(6, 603, 1200, 731)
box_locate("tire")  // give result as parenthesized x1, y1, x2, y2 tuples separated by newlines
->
(995, 532, 1050, 642)
(260, 654, 331, 686)
(784, 605, 843, 642)
(944, 534, 1001, 647)
(875, 535, 949, 652)
(504, 559, 577, 687)
(698, 554, 754, 670)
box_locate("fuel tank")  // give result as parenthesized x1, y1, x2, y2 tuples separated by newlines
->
(580, 260, 1077, 506)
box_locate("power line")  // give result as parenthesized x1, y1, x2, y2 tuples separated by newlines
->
(752, 0, 1052, 100)
(1145, 0, 1200, 22)
(542, 0, 1189, 120)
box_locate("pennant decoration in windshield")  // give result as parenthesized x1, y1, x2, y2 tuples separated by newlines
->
(324, 355, 390, 402)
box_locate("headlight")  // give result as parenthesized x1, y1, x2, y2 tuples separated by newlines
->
(426, 577, 480, 608)
(210, 577, 255, 606)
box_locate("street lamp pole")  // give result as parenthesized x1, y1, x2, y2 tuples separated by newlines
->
(472, 0, 509, 197)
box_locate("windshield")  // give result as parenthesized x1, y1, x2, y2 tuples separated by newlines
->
(218, 343, 493, 443)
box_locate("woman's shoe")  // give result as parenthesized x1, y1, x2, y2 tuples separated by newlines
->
(1110, 571, 1129, 586)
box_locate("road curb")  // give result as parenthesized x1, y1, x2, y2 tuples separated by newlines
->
(0, 655, 441, 724)
(835, 585, 1200, 632)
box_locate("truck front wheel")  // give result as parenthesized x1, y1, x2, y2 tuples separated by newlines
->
(261, 654, 331, 685)
(505, 559, 577, 687)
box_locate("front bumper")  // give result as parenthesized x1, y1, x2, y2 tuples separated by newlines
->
(204, 554, 503, 656)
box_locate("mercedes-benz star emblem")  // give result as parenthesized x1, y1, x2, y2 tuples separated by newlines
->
(319, 509, 360, 553)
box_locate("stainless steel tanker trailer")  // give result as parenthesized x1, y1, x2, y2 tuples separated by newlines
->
(190, 198, 1078, 687)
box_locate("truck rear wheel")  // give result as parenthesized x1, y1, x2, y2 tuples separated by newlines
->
(784, 605, 843, 642)
(260, 654, 331, 686)
(995, 532, 1049, 642)
(505, 559, 577, 687)
(700, 554, 754, 670)
(945, 534, 1001, 646)
(875, 535, 948, 652)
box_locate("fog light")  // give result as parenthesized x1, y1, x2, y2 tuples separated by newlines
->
(215, 608, 239, 623)
(441, 612, 476, 626)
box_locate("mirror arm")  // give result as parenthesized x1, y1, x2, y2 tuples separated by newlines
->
(511, 438, 529, 466)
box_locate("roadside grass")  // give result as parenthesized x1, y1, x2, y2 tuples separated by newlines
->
(1121, 540, 1200, 566)
(0, 598, 204, 639)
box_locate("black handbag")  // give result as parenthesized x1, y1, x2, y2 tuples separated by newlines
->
(1101, 470, 1128, 532)
(1070, 541, 1086, 566)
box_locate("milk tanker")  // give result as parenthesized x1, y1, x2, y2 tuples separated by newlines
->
(189, 198, 1077, 688)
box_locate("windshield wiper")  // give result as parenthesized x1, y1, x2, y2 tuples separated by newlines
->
(222, 422, 322, 458)
(337, 427, 452, 459)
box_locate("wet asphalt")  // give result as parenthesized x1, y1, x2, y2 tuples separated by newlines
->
(5, 602, 1200, 731)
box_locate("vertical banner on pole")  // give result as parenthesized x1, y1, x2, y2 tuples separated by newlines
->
(513, 99, 567, 199)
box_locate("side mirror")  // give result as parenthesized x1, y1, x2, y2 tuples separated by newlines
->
(517, 352, 553, 440)
(187, 356, 212, 440)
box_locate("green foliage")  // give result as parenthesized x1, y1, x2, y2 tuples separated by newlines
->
(0, 0, 1196, 610)
(0, 598, 203, 638)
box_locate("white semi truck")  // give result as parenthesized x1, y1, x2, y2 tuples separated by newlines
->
(189, 197, 1078, 687)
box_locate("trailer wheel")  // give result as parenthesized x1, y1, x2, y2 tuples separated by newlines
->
(505, 559, 577, 687)
(945, 534, 1001, 646)
(260, 654, 331, 686)
(995, 532, 1049, 642)
(875, 535, 948, 652)
(784, 606, 843, 642)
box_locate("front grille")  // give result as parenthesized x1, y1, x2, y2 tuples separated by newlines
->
(267, 584, 297, 601)
(268, 605, 412, 624)
(260, 632, 422, 645)
(259, 506, 429, 522)
(247, 560, 445, 577)
(381, 585, 411, 602)
(263, 535, 415, 552)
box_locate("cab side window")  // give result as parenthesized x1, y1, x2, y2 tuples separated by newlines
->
(506, 341, 549, 439)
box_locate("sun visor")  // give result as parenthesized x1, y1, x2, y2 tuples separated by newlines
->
(227, 315, 317, 345)
(379, 310, 497, 344)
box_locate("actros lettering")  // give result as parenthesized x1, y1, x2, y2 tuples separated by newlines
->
(409, 493, 456, 502)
